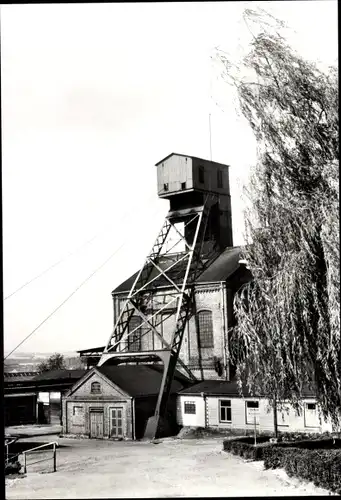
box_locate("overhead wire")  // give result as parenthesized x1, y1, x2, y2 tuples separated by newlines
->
(4, 191, 157, 301)
(4, 201, 167, 359)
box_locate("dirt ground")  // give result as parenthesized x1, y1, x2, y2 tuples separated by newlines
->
(5, 435, 335, 498)
(5, 424, 62, 438)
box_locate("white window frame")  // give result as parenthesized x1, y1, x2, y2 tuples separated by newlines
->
(245, 400, 260, 424)
(219, 399, 232, 423)
(184, 401, 196, 415)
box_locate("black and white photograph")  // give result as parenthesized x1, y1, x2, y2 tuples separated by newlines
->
(2, 0, 339, 497)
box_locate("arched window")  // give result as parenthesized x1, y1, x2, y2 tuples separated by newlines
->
(198, 310, 214, 348)
(127, 316, 142, 352)
(91, 381, 101, 394)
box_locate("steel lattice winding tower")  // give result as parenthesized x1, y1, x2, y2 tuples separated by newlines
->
(98, 153, 233, 439)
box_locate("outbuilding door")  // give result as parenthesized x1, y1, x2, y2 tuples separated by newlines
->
(304, 402, 319, 428)
(110, 407, 124, 438)
(90, 410, 104, 438)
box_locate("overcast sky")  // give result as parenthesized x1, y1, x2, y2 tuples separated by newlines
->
(2, 1, 337, 355)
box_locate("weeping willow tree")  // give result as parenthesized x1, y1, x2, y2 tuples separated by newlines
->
(217, 9, 339, 431)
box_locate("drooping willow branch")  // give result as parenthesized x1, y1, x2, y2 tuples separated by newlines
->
(218, 9, 340, 426)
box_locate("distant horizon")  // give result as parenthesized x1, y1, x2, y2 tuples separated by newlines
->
(4, 350, 81, 358)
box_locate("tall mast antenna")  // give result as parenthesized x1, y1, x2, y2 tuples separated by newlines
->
(209, 113, 212, 161)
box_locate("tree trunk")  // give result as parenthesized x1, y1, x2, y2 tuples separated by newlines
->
(273, 398, 278, 438)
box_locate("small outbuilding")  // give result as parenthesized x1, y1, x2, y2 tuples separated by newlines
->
(177, 379, 334, 434)
(62, 364, 190, 440)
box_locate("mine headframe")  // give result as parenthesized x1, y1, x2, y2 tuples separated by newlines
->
(98, 153, 233, 439)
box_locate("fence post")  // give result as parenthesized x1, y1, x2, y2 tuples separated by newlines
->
(53, 443, 56, 472)
(23, 453, 27, 474)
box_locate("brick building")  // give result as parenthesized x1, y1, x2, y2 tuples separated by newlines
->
(111, 246, 252, 382)
(62, 365, 189, 439)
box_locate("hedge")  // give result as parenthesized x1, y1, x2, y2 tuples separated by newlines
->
(263, 447, 341, 495)
(275, 437, 341, 450)
(223, 437, 272, 461)
(223, 436, 341, 460)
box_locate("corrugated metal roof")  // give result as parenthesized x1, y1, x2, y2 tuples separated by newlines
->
(4, 372, 39, 381)
(96, 364, 189, 397)
(113, 246, 242, 294)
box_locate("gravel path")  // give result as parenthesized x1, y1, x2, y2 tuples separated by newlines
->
(6, 436, 334, 498)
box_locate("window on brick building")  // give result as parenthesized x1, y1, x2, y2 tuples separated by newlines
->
(198, 310, 214, 348)
(127, 316, 142, 351)
(91, 382, 101, 394)
(184, 401, 196, 414)
(73, 406, 84, 416)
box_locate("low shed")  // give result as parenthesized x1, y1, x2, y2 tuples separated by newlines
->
(62, 364, 190, 440)
(177, 379, 334, 434)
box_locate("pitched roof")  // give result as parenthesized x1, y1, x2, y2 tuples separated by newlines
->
(77, 346, 105, 355)
(155, 152, 230, 168)
(96, 364, 189, 397)
(178, 378, 253, 397)
(4, 371, 39, 382)
(33, 369, 87, 382)
(113, 246, 242, 294)
(178, 378, 316, 398)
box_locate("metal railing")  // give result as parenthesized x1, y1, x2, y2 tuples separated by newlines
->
(21, 442, 59, 473)
(5, 438, 18, 463)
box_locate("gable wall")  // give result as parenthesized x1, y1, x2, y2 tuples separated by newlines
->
(64, 399, 132, 438)
(62, 371, 133, 438)
(69, 371, 127, 399)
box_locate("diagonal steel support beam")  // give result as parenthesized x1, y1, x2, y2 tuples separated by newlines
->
(129, 253, 189, 298)
(147, 258, 183, 293)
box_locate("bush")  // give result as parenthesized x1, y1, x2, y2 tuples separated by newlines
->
(223, 435, 341, 463)
(178, 426, 244, 439)
(223, 437, 271, 460)
(276, 437, 341, 450)
(263, 447, 341, 495)
(279, 431, 335, 442)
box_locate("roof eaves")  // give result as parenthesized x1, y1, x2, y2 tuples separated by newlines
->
(155, 152, 188, 166)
